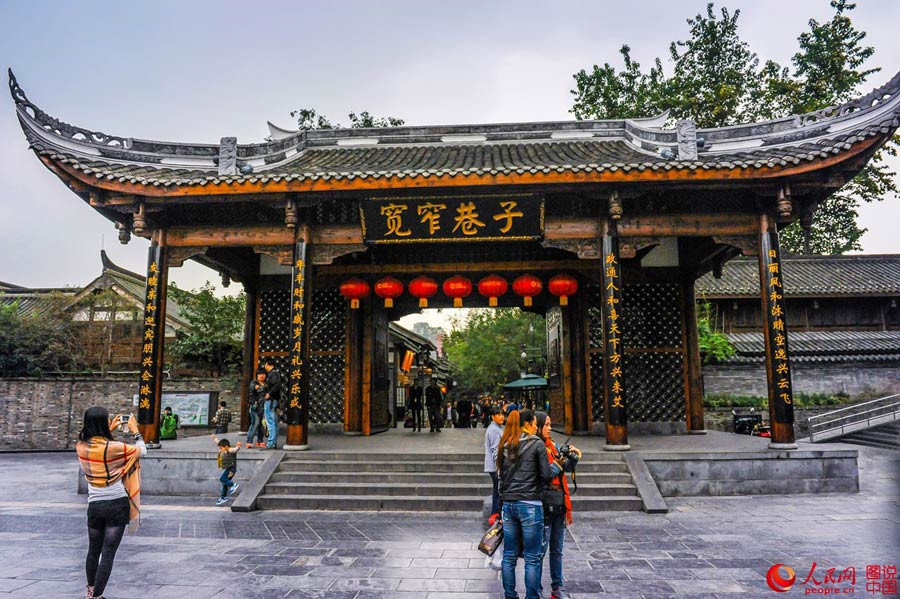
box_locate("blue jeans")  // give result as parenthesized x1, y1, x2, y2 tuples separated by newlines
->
(246, 410, 261, 445)
(489, 472, 501, 515)
(219, 467, 236, 499)
(543, 510, 566, 590)
(264, 401, 277, 448)
(501, 501, 544, 599)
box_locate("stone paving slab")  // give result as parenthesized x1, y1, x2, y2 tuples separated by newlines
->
(0, 446, 897, 598)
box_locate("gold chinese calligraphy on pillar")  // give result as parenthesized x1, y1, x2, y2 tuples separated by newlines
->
(601, 223, 628, 440)
(137, 244, 166, 437)
(287, 238, 311, 429)
(758, 213, 796, 446)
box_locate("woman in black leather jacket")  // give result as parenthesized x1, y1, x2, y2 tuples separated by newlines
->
(497, 409, 553, 599)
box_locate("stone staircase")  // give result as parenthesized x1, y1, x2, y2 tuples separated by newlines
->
(255, 451, 644, 511)
(838, 421, 900, 450)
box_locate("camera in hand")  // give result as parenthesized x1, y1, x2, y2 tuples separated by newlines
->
(558, 443, 580, 473)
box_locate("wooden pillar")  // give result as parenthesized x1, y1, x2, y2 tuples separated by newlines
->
(758, 213, 797, 449)
(567, 297, 589, 434)
(561, 307, 574, 436)
(601, 221, 630, 450)
(682, 279, 706, 434)
(284, 229, 312, 450)
(137, 232, 168, 446)
(361, 299, 373, 436)
(344, 305, 363, 433)
(238, 282, 258, 433)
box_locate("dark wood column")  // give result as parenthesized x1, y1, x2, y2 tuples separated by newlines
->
(284, 228, 312, 450)
(567, 297, 590, 434)
(137, 232, 168, 446)
(238, 281, 258, 433)
(344, 305, 363, 434)
(601, 221, 630, 450)
(758, 213, 797, 448)
(681, 279, 706, 433)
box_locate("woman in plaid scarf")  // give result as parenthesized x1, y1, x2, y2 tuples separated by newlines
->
(75, 407, 146, 599)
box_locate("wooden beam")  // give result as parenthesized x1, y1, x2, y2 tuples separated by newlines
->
(46, 136, 883, 198)
(166, 226, 294, 247)
(319, 259, 603, 277)
(618, 214, 757, 237)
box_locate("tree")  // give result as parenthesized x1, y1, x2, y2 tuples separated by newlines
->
(167, 283, 246, 377)
(73, 288, 139, 375)
(570, 1, 897, 253)
(290, 109, 404, 130)
(442, 309, 546, 394)
(0, 293, 83, 377)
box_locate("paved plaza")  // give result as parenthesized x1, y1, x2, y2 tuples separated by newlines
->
(0, 442, 897, 599)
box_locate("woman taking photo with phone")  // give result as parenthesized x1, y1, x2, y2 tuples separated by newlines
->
(75, 407, 145, 599)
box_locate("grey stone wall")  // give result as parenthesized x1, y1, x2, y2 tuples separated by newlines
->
(0, 377, 241, 450)
(643, 450, 859, 496)
(703, 361, 900, 398)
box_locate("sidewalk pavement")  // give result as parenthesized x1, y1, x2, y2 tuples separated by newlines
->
(0, 444, 896, 598)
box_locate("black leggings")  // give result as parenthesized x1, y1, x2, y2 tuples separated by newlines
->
(86, 498, 128, 596)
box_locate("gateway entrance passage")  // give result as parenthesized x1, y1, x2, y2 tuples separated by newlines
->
(11, 68, 900, 450)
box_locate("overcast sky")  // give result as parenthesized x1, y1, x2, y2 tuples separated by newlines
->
(2, 0, 898, 323)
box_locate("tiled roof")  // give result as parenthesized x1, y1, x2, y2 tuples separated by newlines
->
(697, 255, 900, 297)
(10, 68, 900, 189)
(0, 289, 77, 318)
(721, 330, 900, 364)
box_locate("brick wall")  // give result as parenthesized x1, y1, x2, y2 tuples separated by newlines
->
(703, 361, 900, 398)
(0, 377, 241, 450)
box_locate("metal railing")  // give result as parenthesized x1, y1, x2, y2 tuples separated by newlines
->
(808, 393, 900, 442)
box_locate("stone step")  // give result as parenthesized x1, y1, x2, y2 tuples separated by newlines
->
(262, 481, 638, 497)
(256, 494, 643, 512)
(851, 430, 900, 444)
(277, 460, 628, 474)
(842, 436, 900, 451)
(280, 452, 625, 463)
(269, 471, 635, 485)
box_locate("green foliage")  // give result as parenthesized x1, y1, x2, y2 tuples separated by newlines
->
(570, 0, 897, 254)
(442, 309, 546, 394)
(704, 391, 849, 409)
(0, 292, 83, 377)
(74, 288, 138, 375)
(696, 302, 735, 364)
(167, 283, 246, 377)
(290, 108, 404, 130)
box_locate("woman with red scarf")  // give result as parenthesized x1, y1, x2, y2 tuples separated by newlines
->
(535, 411, 581, 599)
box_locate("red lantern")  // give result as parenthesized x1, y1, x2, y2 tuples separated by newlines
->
(443, 275, 473, 308)
(477, 274, 508, 307)
(512, 274, 542, 307)
(408, 276, 439, 308)
(548, 273, 578, 306)
(374, 276, 404, 308)
(340, 278, 370, 309)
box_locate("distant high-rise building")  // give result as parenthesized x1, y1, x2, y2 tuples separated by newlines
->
(412, 322, 446, 357)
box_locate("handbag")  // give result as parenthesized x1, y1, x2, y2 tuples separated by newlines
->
(542, 473, 567, 517)
(478, 520, 503, 556)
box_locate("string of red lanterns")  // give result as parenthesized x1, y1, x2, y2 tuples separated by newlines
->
(339, 274, 577, 308)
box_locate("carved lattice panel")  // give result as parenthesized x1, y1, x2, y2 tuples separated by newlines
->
(624, 353, 685, 422)
(586, 281, 685, 423)
(622, 283, 682, 349)
(310, 289, 346, 352)
(589, 352, 605, 423)
(259, 290, 291, 355)
(310, 288, 345, 424)
(309, 355, 344, 423)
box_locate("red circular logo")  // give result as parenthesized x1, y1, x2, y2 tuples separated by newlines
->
(766, 564, 796, 592)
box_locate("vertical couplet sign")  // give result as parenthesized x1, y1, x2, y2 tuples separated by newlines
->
(287, 239, 311, 428)
(137, 244, 166, 431)
(601, 223, 628, 437)
(758, 214, 795, 444)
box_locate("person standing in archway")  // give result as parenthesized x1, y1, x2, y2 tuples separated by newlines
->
(425, 379, 443, 433)
(262, 358, 282, 449)
(408, 383, 424, 432)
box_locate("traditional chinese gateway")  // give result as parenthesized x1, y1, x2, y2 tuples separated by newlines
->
(10, 69, 900, 451)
